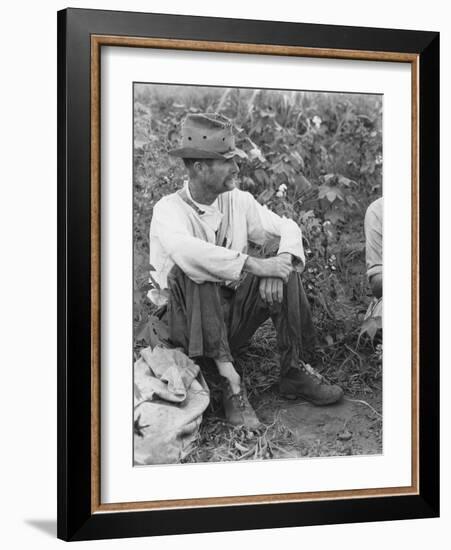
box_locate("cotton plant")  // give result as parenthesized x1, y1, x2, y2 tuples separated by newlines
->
(312, 115, 322, 129)
(275, 183, 287, 198)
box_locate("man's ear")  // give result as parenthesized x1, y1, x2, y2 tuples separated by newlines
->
(193, 160, 204, 174)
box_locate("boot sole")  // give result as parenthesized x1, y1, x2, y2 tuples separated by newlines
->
(280, 391, 343, 406)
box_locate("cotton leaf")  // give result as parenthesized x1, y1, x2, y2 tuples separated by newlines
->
(294, 174, 312, 192)
(271, 161, 289, 175)
(322, 174, 336, 184)
(254, 169, 270, 186)
(148, 289, 170, 307)
(317, 185, 330, 200)
(290, 151, 305, 171)
(337, 175, 355, 187)
(319, 186, 343, 203)
(147, 315, 171, 349)
(248, 147, 266, 163)
(325, 209, 346, 224)
(260, 109, 276, 118)
(346, 194, 360, 208)
(136, 318, 152, 344)
(134, 138, 148, 149)
(242, 137, 266, 163)
(359, 315, 382, 343)
(241, 176, 257, 190)
(139, 282, 154, 293)
(134, 101, 151, 115)
(257, 189, 275, 204)
(299, 210, 315, 221)
(326, 191, 339, 203)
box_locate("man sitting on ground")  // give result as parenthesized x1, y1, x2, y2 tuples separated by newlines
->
(364, 197, 383, 318)
(148, 113, 343, 429)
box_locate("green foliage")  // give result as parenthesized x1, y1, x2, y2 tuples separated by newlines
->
(133, 84, 382, 374)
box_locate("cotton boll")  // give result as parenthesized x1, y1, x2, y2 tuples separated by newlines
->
(276, 183, 287, 198)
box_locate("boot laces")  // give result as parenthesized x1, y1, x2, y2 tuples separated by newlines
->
(224, 382, 247, 410)
(299, 361, 325, 383)
(232, 391, 246, 410)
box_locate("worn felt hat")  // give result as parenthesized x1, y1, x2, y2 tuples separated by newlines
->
(168, 113, 248, 160)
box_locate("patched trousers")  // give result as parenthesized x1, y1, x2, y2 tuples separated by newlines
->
(165, 265, 317, 376)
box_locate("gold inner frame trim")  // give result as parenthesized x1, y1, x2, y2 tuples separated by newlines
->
(90, 34, 420, 514)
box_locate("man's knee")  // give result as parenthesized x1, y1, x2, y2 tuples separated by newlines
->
(168, 265, 221, 297)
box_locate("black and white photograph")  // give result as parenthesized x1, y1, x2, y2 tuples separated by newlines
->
(133, 83, 383, 466)
(51, 4, 440, 543)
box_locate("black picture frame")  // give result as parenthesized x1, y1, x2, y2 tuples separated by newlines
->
(57, 7, 439, 541)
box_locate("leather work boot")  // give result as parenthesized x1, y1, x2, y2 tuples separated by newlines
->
(279, 362, 344, 405)
(222, 381, 261, 429)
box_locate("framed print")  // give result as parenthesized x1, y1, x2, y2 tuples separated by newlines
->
(57, 8, 439, 541)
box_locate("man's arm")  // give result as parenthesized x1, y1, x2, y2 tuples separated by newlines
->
(244, 252, 294, 305)
(240, 190, 302, 304)
(253, 253, 293, 305)
(152, 198, 248, 284)
(242, 191, 305, 270)
(240, 193, 305, 305)
(243, 253, 293, 282)
(364, 199, 383, 298)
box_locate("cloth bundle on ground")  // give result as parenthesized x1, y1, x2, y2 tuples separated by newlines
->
(134, 346, 210, 465)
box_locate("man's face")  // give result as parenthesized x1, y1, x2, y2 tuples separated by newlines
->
(200, 158, 239, 195)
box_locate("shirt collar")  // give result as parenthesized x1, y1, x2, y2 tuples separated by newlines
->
(184, 180, 219, 214)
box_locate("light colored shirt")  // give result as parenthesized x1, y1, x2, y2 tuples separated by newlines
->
(148, 181, 305, 304)
(364, 197, 383, 280)
(184, 183, 223, 233)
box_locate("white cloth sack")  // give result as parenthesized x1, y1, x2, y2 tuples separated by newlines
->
(134, 346, 210, 465)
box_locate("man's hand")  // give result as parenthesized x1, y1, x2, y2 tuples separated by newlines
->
(244, 253, 293, 282)
(259, 277, 284, 305)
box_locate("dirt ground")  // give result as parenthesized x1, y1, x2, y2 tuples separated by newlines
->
(254, 389, 382, 458)
(183, 319, 382, 463)
(184, 372, 382, 463)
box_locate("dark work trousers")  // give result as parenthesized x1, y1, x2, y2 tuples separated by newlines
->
(165, 265, 317, 376)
